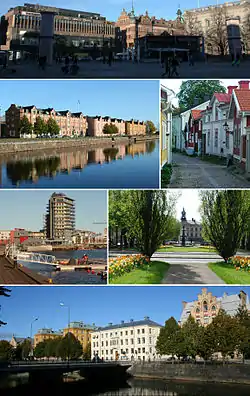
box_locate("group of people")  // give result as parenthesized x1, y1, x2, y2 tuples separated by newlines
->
(161, 54, 180, 78)
(103, 50, 114, 66)
(61, 55, 79, 75)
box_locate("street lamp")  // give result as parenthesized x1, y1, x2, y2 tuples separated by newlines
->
(30, 317, 39, 357)
(60, 302, 70, 365)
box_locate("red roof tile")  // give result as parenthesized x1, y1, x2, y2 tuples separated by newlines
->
(191, 110, 202, 120)
(214, 93, 231, 103)
(234, 89, 250, 111)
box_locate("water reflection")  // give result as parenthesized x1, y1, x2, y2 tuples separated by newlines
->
(1, 376, 249, 395)
(1, 140, 158, 188)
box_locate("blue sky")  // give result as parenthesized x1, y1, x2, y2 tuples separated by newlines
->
(0, 190, 107, 232)
(0, 80, 159, 125)
(0, 286, 248, 339)
(0, 0, 227, 21)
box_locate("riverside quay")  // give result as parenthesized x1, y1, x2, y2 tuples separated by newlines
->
(4, 104, 147, 138)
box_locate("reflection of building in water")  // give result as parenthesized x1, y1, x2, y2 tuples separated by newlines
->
(126, 142, 146, 156)
(5, 104, 88, 137)
(59, 150, 88, 172)
(87, 146, 126, 164)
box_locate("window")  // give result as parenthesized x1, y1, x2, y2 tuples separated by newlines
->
(142, 348, 145, 353)
(142, 329, 145, 334)
(125, 339, 128, 345)
(125, 331, 128, 335)
(149, 337, 152, 344)
(203, 301, 208, 311)
(208, 130, 210, 146)
(121, 340, 123, 345)
(138, 348, 141, 353)
(212, 305, 216, 311)
(142, 337, 145, 344)
(215, 129, 218, 147)
(120, 332, 123, 336)
(137, 329, 140, 334)
(131, 348, 134, 354)
(196, 308, 200, 313)
(131, 339, 134, 344)
(137, 338, 141, 344)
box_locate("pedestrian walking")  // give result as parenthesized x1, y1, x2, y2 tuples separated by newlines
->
(108, 50, 113, 66)
(170, 55, 179, 77)
(161, 54, 171, 78)
(189, 51, 194, 66)
(235, 52, 241, 67)
(13, 255, 17, 269)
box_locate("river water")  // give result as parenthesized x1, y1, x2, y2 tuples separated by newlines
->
(18, 249, 107, 284)
(1, 377, 249, 395)
(0, 140, 159, 188)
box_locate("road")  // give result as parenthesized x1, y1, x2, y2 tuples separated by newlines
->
(2, 59, 250, 79)
(151, 252, 224, 284)
(169, 153, 250, 188)
(0, 255, 50, 284)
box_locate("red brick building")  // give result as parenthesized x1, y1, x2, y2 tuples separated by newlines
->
(228, 81, 250, 173)
(116, 8, 185, 48)
(5, 104, 88, 137)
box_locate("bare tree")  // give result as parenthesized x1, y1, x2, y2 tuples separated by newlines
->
(205, 7, 228, 55)
(184, 12, 203, 36)
(241, 13, 250, 54)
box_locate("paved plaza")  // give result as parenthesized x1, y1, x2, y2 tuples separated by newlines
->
(1, 59, 250, 79)
(169, 153, 250, 188)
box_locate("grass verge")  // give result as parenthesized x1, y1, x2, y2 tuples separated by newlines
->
(109, 260, 170, 284)
(208, 261, 250, 284)
(161, 164, 172, 188)
(158, 246, 217, 253)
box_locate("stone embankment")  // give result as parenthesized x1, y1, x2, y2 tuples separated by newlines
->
(0, 135, 158, 154)
(128, 362, 250, 385)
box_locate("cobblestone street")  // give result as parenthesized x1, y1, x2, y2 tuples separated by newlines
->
(169, 153, 250, 188)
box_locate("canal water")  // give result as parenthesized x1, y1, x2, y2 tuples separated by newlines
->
(0, 140, 159, 188)
(1, 377, 250, 395)
(18, 249, 107, 285)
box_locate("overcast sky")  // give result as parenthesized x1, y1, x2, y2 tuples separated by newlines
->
(170, 189, 201, 221)
(161, 79, 241, 107)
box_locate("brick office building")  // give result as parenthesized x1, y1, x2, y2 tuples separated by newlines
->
(5, 104, 88, 137)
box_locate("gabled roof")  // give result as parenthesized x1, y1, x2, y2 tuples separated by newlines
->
(214, 93, 231, 104)
(191, 109, 202, 120)
(234, 89, 250, 112)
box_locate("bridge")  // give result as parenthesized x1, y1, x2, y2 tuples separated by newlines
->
(0, 360, 131, 383)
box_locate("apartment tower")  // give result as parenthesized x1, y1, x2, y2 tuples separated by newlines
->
(45, 193, 75, 241)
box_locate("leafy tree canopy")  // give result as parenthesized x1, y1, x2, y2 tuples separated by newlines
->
(103, 123, 119, 135)
(34, 116, 48, 135)
(146, 120, 157, 134)
(177, 80, 226, 111)
(19, 115, 32, 135)
(47, 117, 60, 136)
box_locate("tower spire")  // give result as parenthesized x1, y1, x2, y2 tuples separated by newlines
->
(132, 0, 135, 13)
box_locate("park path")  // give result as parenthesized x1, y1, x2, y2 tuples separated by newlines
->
(151, 252, 224, 284)
(169, 153, 250, 188)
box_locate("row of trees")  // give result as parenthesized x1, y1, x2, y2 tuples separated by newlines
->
(109, 190, 181, 257)
(19, 115, 60, 136)
(156, 308, 250, 362)
(102, 121, 157, 136)
(0, 334, 91, 362)
(199, 190, 250, 260)
(184, 6, 250, 56)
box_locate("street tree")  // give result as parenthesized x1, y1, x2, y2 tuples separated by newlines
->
(209, 309, 240, 362)
(199, 190, 250, 261)
(57, 333, 83, 360)
(156, 317, 179, 357)
(196, 325, 216, 361)
(180, 315, 200, 359)
(34, 341, 46, 359)
(45, 338, 61, 358)
(184, 12, 203, 36)
(235, 306, 250, 361)
(205, 6, 228, 56)
(34, 116, 48, 136)
(21, 338, 32, 359)
(47, 118, 60, 136)
(103, 123, 119, 135)
(83, 342, 91, 360)
(177, 80, 226, 111)
(127, 190, 177, 257)
(0, 340, 13, 361)
(146, 120, 157, 134)
(19, 115, 33, 136)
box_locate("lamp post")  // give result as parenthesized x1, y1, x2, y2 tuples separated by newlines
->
(60, 302, 70, 366)
(30, 317, 39, 357)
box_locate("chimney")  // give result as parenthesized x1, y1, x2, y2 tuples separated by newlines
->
(130, 319, 134, 322)
(238, 81, 250, 90)
(121, 320, 124, 324)
(227, 86, 238, 95)
(144, 316, 150, 320)
(108, 322, 113, 326)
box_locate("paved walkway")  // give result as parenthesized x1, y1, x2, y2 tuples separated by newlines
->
(151, 253, 224, 284)
(2, 59, 250, 79)
(169, 153, 250, 188)
(0, 255, 50, 284)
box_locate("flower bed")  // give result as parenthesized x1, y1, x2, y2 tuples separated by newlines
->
(228, 256, 250, 272)
(109, 254, 150, 279)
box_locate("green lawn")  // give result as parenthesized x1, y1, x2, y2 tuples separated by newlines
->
(208, 262, 250, 284)
(157, 246, 217, 253)
(109, 261, 170, 284)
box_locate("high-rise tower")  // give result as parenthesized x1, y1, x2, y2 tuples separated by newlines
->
(45, 193, 75, 241)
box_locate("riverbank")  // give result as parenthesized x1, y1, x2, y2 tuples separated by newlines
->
(128, 362, 250, 385)
(0, 135, 158, 155)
